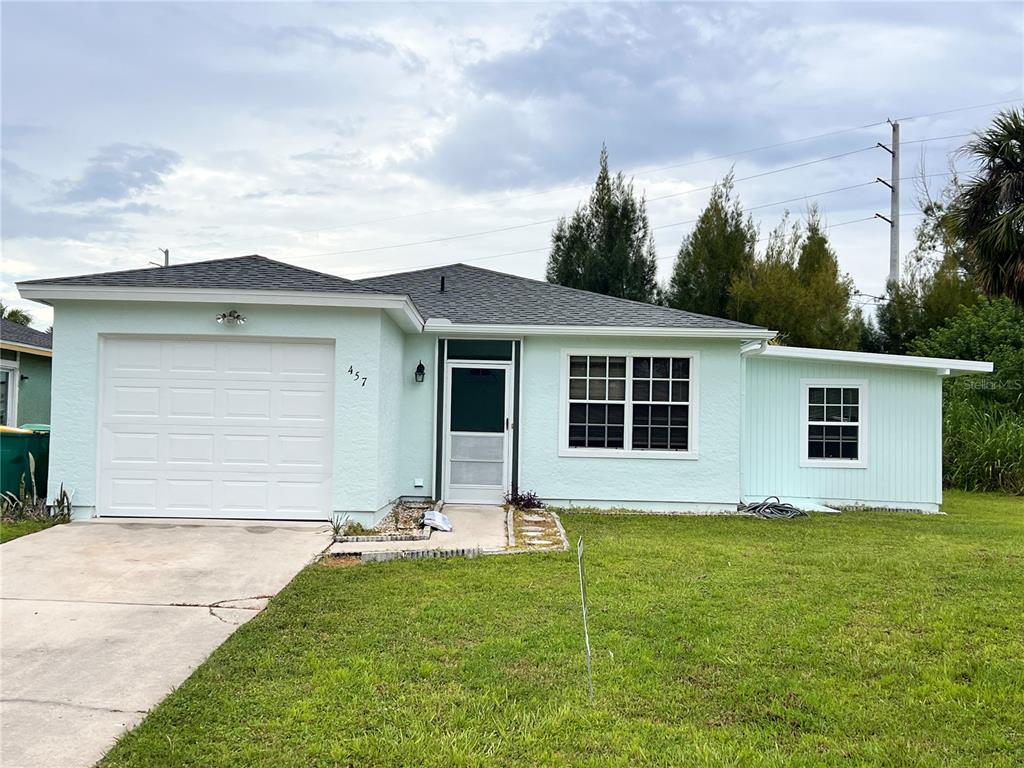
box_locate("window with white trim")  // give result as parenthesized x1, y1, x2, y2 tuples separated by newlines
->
(568, 355, 626, 448)
(805, 385, 861, 461)
(566, 353, 693, 453)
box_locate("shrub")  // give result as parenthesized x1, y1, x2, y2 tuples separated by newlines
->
(943, 399, 1024, 494)
(504, 489, 545, 509)
(910, 299, 1024, 494)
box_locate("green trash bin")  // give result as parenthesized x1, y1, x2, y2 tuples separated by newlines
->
(0, 428, 50, 499)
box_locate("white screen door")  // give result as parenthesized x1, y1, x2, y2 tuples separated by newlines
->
(443, 362, 511, 504)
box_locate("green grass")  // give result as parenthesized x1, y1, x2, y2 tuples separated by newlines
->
(102, 491, 1023, 767)
(0, 517, 63, 543)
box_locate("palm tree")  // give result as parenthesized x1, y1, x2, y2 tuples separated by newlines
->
(946, 108, 1024, 304)
(0, 301, 33, 326)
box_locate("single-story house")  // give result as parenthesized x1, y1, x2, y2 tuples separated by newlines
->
(17, 255, 992, 522)
(0, 318, 53, 428)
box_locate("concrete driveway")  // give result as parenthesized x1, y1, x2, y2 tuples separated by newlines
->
(0, 518, 330, 768)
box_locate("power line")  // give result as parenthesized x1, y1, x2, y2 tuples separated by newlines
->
(652, 169, 958, 235)
(901, 132, 970, 146)
(288, 137, 963, 263)
(895, 97, 1021, 123)
(286, 148, 880, 264)
(644, 146, 879, 205)
(170, 99, 1015, 254)
(170, 124, 890, 254)
(345, 176, 947, 279)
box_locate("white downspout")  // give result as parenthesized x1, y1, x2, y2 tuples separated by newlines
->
(738, 338, 771, 505)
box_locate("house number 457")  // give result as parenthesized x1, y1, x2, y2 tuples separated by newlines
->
(348, 366, 368, 387)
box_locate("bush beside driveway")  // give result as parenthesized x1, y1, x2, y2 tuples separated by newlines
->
(99, 492, 1023, 768)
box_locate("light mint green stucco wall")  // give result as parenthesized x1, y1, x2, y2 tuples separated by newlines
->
(49, 300, 392, 518)
(376, 314, 404, 509)
(16, 352, 52, 426)
(742, 356, 942, 510)
(519, 336, 744, 510)
(397, 333, 436, 499)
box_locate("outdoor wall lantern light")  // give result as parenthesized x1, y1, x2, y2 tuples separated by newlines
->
(414, 360, 426, 383)
(215, 310, 246, 325)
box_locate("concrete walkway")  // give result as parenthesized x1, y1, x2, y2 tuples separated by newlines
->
(330, 504, 507, 556)
(0, 518, 330, 768)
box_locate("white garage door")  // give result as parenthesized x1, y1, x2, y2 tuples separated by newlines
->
(98, 338, 335, 520)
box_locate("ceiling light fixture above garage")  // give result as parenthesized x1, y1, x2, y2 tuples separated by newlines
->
(215, 310, 246, 325)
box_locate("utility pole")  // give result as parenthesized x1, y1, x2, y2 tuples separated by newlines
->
(149, 248, 170, 268)
(875, 120, 900, 285)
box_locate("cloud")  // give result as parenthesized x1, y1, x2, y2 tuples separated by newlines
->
(1, 158, 38, 185)
(2, 193, 163, 240)
(0, 0, 1020, 321)
(1, 194, 114, 240)
(270, 25, 426, 73)
(290, 145, 367, 166)
(1, 122, 48, 149)
(54, 143, 181, 204)
(407, 3, 1020, 192)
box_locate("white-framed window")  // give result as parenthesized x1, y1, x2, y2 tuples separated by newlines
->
(560, 349, 698, 459)
(800, 379, 867, 468)
(0, 358, 19, 427)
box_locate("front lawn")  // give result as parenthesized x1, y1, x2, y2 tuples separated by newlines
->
(0, 517, 63, 543)
(102, 491, 1023, 767)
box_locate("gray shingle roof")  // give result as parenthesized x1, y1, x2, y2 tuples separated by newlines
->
(18, 255, 383, 295)
(1, 319, 52, 350)
(20, 255, 766, 332)
(359, 263, 764, 330)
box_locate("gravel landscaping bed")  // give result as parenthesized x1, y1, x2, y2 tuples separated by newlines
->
(507, 507, 569, 551)
(334, 501, 434, 543)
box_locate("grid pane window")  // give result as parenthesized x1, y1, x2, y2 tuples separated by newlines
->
(567, 353, 694, 453)
(807, 386, 861, 460)
(568, 355, 626, 448)
(631, 356, 691, 451)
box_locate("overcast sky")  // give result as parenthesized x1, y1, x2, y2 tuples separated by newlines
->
(2, 1, 1022, 327)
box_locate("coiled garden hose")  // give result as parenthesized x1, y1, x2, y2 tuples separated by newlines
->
(740, 496, 808, 519)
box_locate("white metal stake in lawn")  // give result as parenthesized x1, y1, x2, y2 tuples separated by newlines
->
(577, 536, 594, 703)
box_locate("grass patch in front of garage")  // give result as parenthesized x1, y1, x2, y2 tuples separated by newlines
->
(0, 517, 64, 543)
(100, 491, 1023, 767)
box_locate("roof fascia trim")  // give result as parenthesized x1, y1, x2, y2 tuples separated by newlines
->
(0, 341, 53, 357)
(759, 344, 993, 375)
(421, 319, 776, 339)
(17, 285, 425, 332)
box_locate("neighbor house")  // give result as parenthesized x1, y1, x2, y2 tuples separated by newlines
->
(17, 255, 992, 522)
(0, 318, 53, 428)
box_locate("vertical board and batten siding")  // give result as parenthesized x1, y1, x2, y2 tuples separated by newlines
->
(743, 355, 942, 509)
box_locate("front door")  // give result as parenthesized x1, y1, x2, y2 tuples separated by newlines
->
(443, 362, 511, 504)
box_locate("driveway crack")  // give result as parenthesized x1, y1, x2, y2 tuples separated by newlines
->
(1, 697, 147, 715)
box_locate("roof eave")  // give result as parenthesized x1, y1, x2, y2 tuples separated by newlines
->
(421, 319, 776, 339)
(17, 284, 425, 333)
(0, 340, 52, 357)
(756, 344, 993, 375)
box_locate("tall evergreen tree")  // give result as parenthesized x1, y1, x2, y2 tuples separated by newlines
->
(795, 208, 861, 349)
(729, 208, 860, 349)
(665, 172, 756, 316)
(546, 146, 658, 302)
